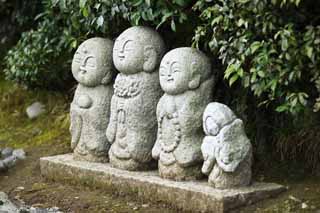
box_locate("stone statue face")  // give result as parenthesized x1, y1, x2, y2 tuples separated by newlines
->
(160, 47, 211, 95)
(216, 143, 243, 172)
(72, 38, 114, 87)
(113, 26, 166, 75)
(113, 35, 144, 74)
(159, 52, 191, 95)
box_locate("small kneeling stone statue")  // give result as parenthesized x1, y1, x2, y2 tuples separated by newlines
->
(201, 102, 252, 189)
(152, 47, 214, 180)
(106, 26, 166, 170)
(70, 37, 115, 163)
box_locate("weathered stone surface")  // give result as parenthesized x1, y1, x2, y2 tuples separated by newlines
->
(152, 47, 214, 180)
(12, 149, 26, 160)
(2, 155, 17, 168)
(107, 26, 166, 170)
(202, 102, 252, 189)
(40, 154, 286, 213)
(70, 37, 115, 163)
(26, 102, 45, 119)
(0, 192, 19, 212)
(1, 147, 13, 159)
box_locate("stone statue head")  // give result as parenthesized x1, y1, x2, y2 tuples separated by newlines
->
(203, 102, 237, 136)
(113, 26, 166, 74)
(216, 142, 244, 172)
(159, 47, 212, 95)
(72, 37, 115, 87)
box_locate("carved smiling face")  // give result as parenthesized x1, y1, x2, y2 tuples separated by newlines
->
(159, 55, 190, 95)
(72, 38, 114, 87)
(113, 35, 144, 74)
(113, 26, 166, 74)
(160, 47, 212, 95)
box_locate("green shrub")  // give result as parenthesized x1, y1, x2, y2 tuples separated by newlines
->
(4, 0, 320, 114)
(192, 0, 320, 114)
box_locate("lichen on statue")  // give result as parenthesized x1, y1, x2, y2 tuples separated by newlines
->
(106, 26, 166, 171)
(70, 37, 115, 163)
(152, 47, 214, 180)
(201, 102, 252, 189)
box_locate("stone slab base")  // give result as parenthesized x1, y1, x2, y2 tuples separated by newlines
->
(40, 154, 286, 213)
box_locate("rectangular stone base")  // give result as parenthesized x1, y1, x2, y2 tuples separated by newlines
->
(40, 154, 285, 213)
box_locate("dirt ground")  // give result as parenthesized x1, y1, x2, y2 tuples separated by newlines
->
(1, 76, 320, 212)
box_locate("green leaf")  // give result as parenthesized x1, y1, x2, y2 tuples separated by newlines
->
(276, 105, 288, 112)
(250, 41, 261, 54)
(82, 7, 89, 17)
(306, 46, 313, 59)
(171, 19, 176, 32)
(79, 0, 87, 8)
(229, 74, 239, 86)
(281, 38, 288, 51)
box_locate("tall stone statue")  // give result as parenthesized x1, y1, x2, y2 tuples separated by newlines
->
(152, 47, 214, 180)
(106, 26, 166, 170)
(70, 37, 115, 163)
(201, 102, 252, 189)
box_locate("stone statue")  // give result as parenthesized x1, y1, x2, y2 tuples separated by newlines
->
(152, 47, 214, 180)
(201, 102, 252, 189)
(106, 26, 166, 170)
(70, 37, 115, 163)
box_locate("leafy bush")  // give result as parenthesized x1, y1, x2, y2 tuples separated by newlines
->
(3, 0, 192, 89)
(4, 0, 320, 114)
(193, 0, 320, 114)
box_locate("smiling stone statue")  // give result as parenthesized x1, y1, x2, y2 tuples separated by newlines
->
(70, 37, 115, 163)
(201, 102, 252, 189)
(106, 26, 166, 170)
(152, 47, 214, 180)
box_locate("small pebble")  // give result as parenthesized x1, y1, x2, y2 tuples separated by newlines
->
(302, 202, 308, 209)
(2, 155, 17, 168)
(1, 147, 13, 159)
(12, 149, 26, 160)
(15, 186, 25, 192)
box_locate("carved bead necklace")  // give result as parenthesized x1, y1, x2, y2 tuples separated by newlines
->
(158, 112, 181, 153)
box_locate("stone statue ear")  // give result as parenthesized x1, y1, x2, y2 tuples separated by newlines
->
(188, 61, 201, 89)
(101, 71, 112, 85)
(143, 45, 157, 72)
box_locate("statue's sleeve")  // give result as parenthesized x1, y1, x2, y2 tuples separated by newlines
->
(152, 97, 164, 160)
(201, 136, 216, 175)
(70, 105, 82, 150)
(106, 95, 118, 143)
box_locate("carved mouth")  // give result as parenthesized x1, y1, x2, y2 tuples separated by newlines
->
(80, 67, 87, 74)
(118, 54, 125, 61)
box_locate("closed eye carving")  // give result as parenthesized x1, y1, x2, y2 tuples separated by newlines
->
(73, 52, 82, 63)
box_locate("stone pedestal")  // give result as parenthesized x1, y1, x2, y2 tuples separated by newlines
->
(40, 154, 286, 213)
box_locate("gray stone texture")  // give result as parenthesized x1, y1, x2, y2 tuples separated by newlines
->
(1, 147, 13, 159)
(0, 192, 19, 212)
(106, 26, 166, 170)
(26, 102, 45, 119)
(152, 47, 214, 180)
(202, 102, 252, 189)
(12, 148, 26, 160)
(70, 37, 115, 163)
(40, 154, 286, 213)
